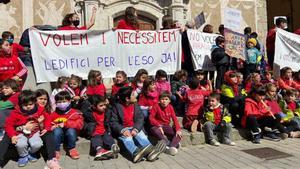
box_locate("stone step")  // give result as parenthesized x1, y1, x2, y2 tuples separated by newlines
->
(69, 127, 249, 155)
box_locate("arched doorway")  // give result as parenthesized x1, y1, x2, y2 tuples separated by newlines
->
(113, 14, 156, 30)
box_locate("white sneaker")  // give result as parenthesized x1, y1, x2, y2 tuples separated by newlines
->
(165, 147, 178, 156)
(209, 139, 220, 146)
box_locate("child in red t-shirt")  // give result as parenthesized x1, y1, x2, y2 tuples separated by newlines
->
(66, 74, 87, 109)
(83, 95, 119, 160)
(86, 70, 106, 97)
(149, 92, 182, 156)
(182, 77, 211, 132)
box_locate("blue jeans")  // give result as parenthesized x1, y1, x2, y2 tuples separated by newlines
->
(53, 128, 77, 151)
(119, 128, 151, 155)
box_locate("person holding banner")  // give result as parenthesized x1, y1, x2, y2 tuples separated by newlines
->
(58, 6, 97, 30)
(266, 17, 287, 69)
(116, 6, 139, 30)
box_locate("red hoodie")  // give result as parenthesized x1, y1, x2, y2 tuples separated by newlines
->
(0, 53, 27, 82)
(184, 88, 211, 116)
(149, 103, 181, 131)
(278, 78, 300, 90)
(4, 105, 51, 138)
(241, 98, 269, 128)
(50, 108, 83, 131)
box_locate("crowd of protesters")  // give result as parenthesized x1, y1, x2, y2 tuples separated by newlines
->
(0, 6, 300, 169)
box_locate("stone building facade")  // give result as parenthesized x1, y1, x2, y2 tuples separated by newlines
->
(0, 0, 268, 42)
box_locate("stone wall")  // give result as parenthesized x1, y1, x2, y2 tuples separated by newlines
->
(190, 0, 268, 43)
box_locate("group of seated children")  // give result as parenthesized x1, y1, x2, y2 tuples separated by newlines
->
(0, 65, 300, 169)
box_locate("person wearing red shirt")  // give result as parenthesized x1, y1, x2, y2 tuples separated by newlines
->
(242, 86, 281, 144)
(202, 93, 235, 146)
(4, 90, 51, 167)
(182, 77, 211, 132)
(58, 6, 97, 30)
(1, 31, 28, 57)
(86, 70, 106, 97)
(149, 92, 181, 156)
(116, 7, 139, 30)
(295, 29, 300, 35)
(266, 17, 287, 69)
(111, 71, 129, 96)
(80, 95, 119, 160)
(138, 77, 159, 118)
(109, 86, 166, 163)
(278, 67, 300, 91)
(50, 91, 83, 160)
(0, 40, 27, 83)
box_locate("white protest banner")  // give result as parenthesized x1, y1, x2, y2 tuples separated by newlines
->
(187, 29, 218, 71)
(274, 29, 300, 71)
(29, 29, 182, 83)
(224, 7, 242, 32)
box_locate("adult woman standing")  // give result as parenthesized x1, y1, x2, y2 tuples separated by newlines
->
(116, 6, 139, 30)
(58, 6, 97, 30)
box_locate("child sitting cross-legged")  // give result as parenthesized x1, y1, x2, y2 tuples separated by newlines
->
(80, 95, 120, 160)
(149, 92, 182, 156)
(5, 90, 51, 167)
(202, 93, 235, 146)
(109, 86, 166, 163)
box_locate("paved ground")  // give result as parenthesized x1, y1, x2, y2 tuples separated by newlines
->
(4, 138, 300, 169)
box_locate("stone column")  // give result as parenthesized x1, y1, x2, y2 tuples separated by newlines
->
(170, 0, 185, 24)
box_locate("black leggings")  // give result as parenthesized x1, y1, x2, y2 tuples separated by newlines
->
(0, 131, 56, 167)
(246, 116, 279, 133)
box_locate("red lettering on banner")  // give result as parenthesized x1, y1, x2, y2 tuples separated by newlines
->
(70, 34, 79, 45)
(63, 35, 70, 46)
(53, 34, 61, 47)
(135, 33, 140, 44)
(40, 33, 51, 46)
(80, 33, 89, 45)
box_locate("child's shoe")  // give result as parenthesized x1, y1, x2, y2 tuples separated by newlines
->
(224, 139, 236, 146)
(69, 148, 80, 159)
(18, 156, 28, 167)
(111, 144, 120, 159)
(55, 151, 61, 160)
(209, 139, 220, 146)
(147, 140, 167, 161)
(94, 149, 113, 161)
(44, 158, 61, 169)
(28, 153, 38, 162)
(252, 133, 261, 144)
(264, 132, 281, 142)
(133, 144, 152, 163)
(165, 147, 178, 156)
(191, 120, 199, 133)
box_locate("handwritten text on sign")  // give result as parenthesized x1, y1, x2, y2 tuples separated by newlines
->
(29, 29, 182, 83)
(275, 29, 300, 71)
(224, 29, 246, 60)
(187, 30, 218, 71)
